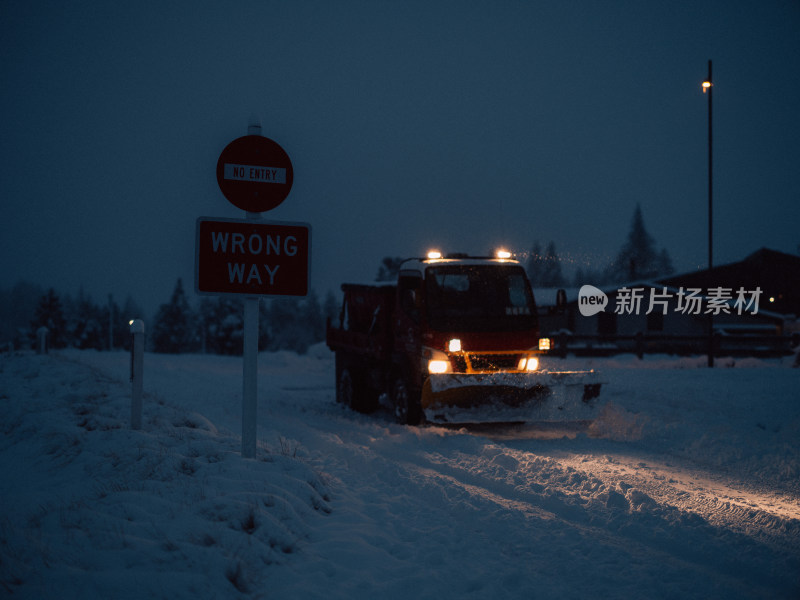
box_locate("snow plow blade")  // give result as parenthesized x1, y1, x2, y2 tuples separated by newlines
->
(421, 371, 604, 424)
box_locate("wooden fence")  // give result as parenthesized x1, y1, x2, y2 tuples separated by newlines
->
(546, 332, 798, 359)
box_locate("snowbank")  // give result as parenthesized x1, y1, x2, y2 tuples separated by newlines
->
(0, 352, 331, 598)
(1, 348, 798, 599)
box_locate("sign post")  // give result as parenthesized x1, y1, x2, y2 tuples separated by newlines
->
(129, 319, 145, 430)
(241, 293, 259, 456)
(241, 217, 260, 458)
(198, 119, 307, 458)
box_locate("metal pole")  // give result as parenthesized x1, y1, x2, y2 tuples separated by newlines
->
(109, 293, 114, 351)
(130, 319, 145, 429)
(242, 114, 263, 458)
(706, 59, 714, 368)
(242, 293, 259, 457)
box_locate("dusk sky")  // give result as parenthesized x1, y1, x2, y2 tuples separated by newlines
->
(2, 1, 799, 316)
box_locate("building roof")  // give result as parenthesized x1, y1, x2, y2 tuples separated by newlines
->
(658, 248, 800, 317)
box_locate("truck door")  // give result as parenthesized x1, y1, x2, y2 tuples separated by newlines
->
(395, 274, 424, 383)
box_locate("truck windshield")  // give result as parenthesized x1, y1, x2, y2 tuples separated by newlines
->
(425, 265, 538, 332)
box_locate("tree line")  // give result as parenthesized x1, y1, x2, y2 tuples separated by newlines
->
(0, 285, 146, 352)
(1, 279, 338, 355)
(3, 204, 673, 353)
(526, 204, 674, 288)
(151, 279, 338, 355)
(377, 204, 675, 289)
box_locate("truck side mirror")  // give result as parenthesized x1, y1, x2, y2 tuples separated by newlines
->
(555, 289, 567, 315)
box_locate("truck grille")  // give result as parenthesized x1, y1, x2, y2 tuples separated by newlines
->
(464, 354, 520, 372)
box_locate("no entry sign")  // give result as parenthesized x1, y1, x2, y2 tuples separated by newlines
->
(216, 135, 294, 213)
(195, 217, 310, 297)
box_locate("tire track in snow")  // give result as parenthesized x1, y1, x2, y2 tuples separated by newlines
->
(392, 442, 799, 595)
(281, 387, 800, 595)
(551, 451, 800, 553)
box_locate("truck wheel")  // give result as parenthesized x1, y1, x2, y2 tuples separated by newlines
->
(392, 377, 423, 426)
(337, 367, 356, 409)
(337, 366, 378, 414)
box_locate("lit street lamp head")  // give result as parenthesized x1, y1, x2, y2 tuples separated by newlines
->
(703, 59, 714, 368)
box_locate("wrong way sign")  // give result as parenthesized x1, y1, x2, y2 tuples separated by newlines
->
(195, 217, 310, 297)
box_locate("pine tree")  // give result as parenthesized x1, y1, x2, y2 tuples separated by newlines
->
(376, 257, 404, 282)
(525, 242, 544, 285)
(605, 204, 674, 282)
(323, 290, 340, 328)
(63, 288, 105, 349)
(264, 293, 326, 354)
(526, 241, 565, 287)
(266, 297, 303, 352)
(99, 295, 125, 351)
(656, 248, 674, 277)
(152, 279, 198, 353)
(303, 291, 325, 345)
(540, 242, 566, 287)
(572, 266, 605, 287)
(31, 288, 68, 349)
(200, 297, 244, 355)
(2, 281, 44, 349)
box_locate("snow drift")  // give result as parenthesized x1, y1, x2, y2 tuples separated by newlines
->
(1, 348, 798, 598)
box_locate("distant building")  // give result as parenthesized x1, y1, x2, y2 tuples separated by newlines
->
(535, 248, 799, 356)
(660, 248, 800, 320)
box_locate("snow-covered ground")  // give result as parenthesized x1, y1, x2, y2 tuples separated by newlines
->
(1, 347, 798, 599)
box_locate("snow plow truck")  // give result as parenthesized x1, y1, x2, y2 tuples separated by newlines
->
(326, 250, 603, 425)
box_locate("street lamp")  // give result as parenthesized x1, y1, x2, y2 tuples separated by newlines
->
(703, 60, 714, 368)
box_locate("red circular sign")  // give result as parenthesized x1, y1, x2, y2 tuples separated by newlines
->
(216, 135, 294, 212)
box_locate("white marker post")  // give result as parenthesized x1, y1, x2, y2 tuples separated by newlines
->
(129, 319, 145, 430)
(36, 326, 48, 354)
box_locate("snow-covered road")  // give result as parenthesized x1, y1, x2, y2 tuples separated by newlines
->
(2, 348, 798, 598)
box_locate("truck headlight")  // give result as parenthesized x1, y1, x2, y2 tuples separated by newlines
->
(518, 356, 539, 371)
(538, 338, 551, 351)
(425, 347, 452, 374)
(448, 338, 462, 353)
(428, 359, 450, 374)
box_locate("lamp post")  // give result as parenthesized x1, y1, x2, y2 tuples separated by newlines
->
(703, 60, 714, 367)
